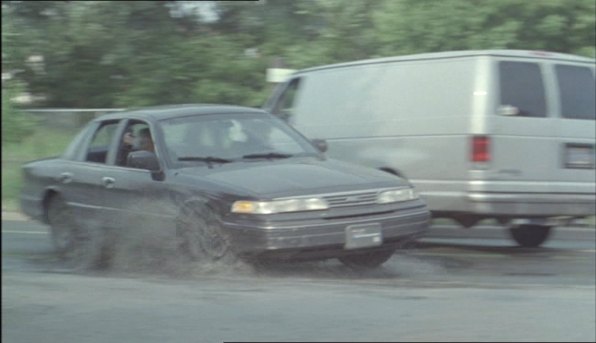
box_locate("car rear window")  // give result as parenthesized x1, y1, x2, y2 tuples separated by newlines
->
(555, 65, 596, 120)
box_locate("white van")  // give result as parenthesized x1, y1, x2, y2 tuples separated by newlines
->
(264, 50, 596, 247)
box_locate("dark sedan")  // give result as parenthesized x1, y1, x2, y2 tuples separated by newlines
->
(20, 104, 430, 269)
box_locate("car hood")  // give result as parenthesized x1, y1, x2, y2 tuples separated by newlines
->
(177, 158, 406, 198)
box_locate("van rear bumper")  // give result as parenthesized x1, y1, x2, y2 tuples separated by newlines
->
(423, 192, 596, 217)
(467, 192, 595, 216)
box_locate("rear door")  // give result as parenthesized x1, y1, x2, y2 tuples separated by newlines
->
(66, 119, 123, 228)
(488, 58, 557, 193)
(551, 62, 596, 194)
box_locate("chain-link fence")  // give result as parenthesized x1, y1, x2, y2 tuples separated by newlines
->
(25, 108, 126, 129)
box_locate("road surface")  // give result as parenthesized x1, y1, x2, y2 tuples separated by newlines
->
(2, 218, 595, 342)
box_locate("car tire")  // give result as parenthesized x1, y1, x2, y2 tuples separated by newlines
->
(47, 195, 94, 261)
(509, 224, 553, 247)
(338, 248, 396, 269)
(176, 205, 235, 263)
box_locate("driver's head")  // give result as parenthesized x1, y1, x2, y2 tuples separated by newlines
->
(138, 128, 154, 152)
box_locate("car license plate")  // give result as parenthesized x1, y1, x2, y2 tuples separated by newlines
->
(344, 223, 383, 249)
(564, 144, 595, 169)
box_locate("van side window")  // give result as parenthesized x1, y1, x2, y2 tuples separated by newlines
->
(555, 65, 595, 120)
(498, 62, 547, 118)
(272, 78, 301, 123)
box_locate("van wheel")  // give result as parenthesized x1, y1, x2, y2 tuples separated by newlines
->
(338, 249, 395, 269)
(509, 224, 553, 247)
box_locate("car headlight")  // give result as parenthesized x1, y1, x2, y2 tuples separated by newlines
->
(376, 188, 418, 204)
(231, 198, 329, 214)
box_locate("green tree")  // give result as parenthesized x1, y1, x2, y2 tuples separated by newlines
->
(2, 2, 38, 144)
(3, 0, 594, 113)
(374, 0, 596, 57)
(1, 81, 37, 144)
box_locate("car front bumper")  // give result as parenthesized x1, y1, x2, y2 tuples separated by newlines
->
(222, 206, 430, 258)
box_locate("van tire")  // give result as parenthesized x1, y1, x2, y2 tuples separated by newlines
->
(509, 224, 553, 247)
(338, 249, 395, 269)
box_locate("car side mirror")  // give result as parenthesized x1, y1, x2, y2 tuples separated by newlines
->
(312, 139, 328, 153)
(127, 150, 165, 180)
(127, 150, 160, 171)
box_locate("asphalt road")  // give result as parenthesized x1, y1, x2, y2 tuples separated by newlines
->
(2, 219, 595, 342)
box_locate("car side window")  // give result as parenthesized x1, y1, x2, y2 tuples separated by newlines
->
(85, 121, 120, 164)
(116, 121, 156, 168)
(498, 61, 547, 118)
(62, 124, 93, 160)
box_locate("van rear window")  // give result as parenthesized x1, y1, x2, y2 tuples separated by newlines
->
(555, 65, 595, 120)
(498, 61, 547, 118)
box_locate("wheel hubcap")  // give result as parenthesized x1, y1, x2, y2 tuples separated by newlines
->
(178, 214, 228, 261)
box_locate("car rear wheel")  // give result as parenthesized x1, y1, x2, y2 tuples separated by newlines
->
(338, 248, 396, 269)
(47, 195, 91, 260)
(509, 224, 553, 247)
(176, 205, 235, 263)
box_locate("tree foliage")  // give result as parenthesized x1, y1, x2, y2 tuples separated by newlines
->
(374, 0, 596, 56)
(2, 0, 594, 112)
(1, 81, 37, 144)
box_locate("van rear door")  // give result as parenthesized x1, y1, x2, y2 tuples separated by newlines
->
(488, 59, 557, 193)
(551, 63, 596, 195)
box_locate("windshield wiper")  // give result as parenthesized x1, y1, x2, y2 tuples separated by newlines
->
(242, 152, 293, 160)
(178, 156, 233, 164)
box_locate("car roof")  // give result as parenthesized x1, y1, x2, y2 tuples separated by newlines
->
(94, 104, 268, 122)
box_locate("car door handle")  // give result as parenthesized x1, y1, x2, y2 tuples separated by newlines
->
(58, 172, 73, 184)
(102, 177, 116, 189)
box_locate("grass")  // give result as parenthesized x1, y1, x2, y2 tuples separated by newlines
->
(2, 126, 79, 211)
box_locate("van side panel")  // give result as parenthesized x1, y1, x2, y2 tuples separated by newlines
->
(272, 51, 596, 220)
(552, 63, 596, 192)
(479, 58, 595, 198)
(292, 58, 479, 206)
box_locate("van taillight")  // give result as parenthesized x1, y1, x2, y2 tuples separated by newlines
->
(471, 136, 490, 162)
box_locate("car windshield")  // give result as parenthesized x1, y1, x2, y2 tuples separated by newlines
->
(159, 113, 319, 168)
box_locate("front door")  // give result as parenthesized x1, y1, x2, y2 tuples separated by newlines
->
(99, 120, 177, 235)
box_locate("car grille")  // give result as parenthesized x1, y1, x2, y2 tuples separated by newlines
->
(323, 191, 379, 208)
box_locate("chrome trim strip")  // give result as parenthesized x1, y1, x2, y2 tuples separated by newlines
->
(468, 192, 596, 203)
(273, 187, 409, 201)
(225, 209, 430, 230)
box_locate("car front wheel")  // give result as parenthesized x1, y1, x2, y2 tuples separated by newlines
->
(338, 248, 396, 269)
(176, 205, 235, 263)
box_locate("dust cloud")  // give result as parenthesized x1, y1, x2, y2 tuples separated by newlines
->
(61, 225, 446, 282)
(54, 200, 444, 281)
